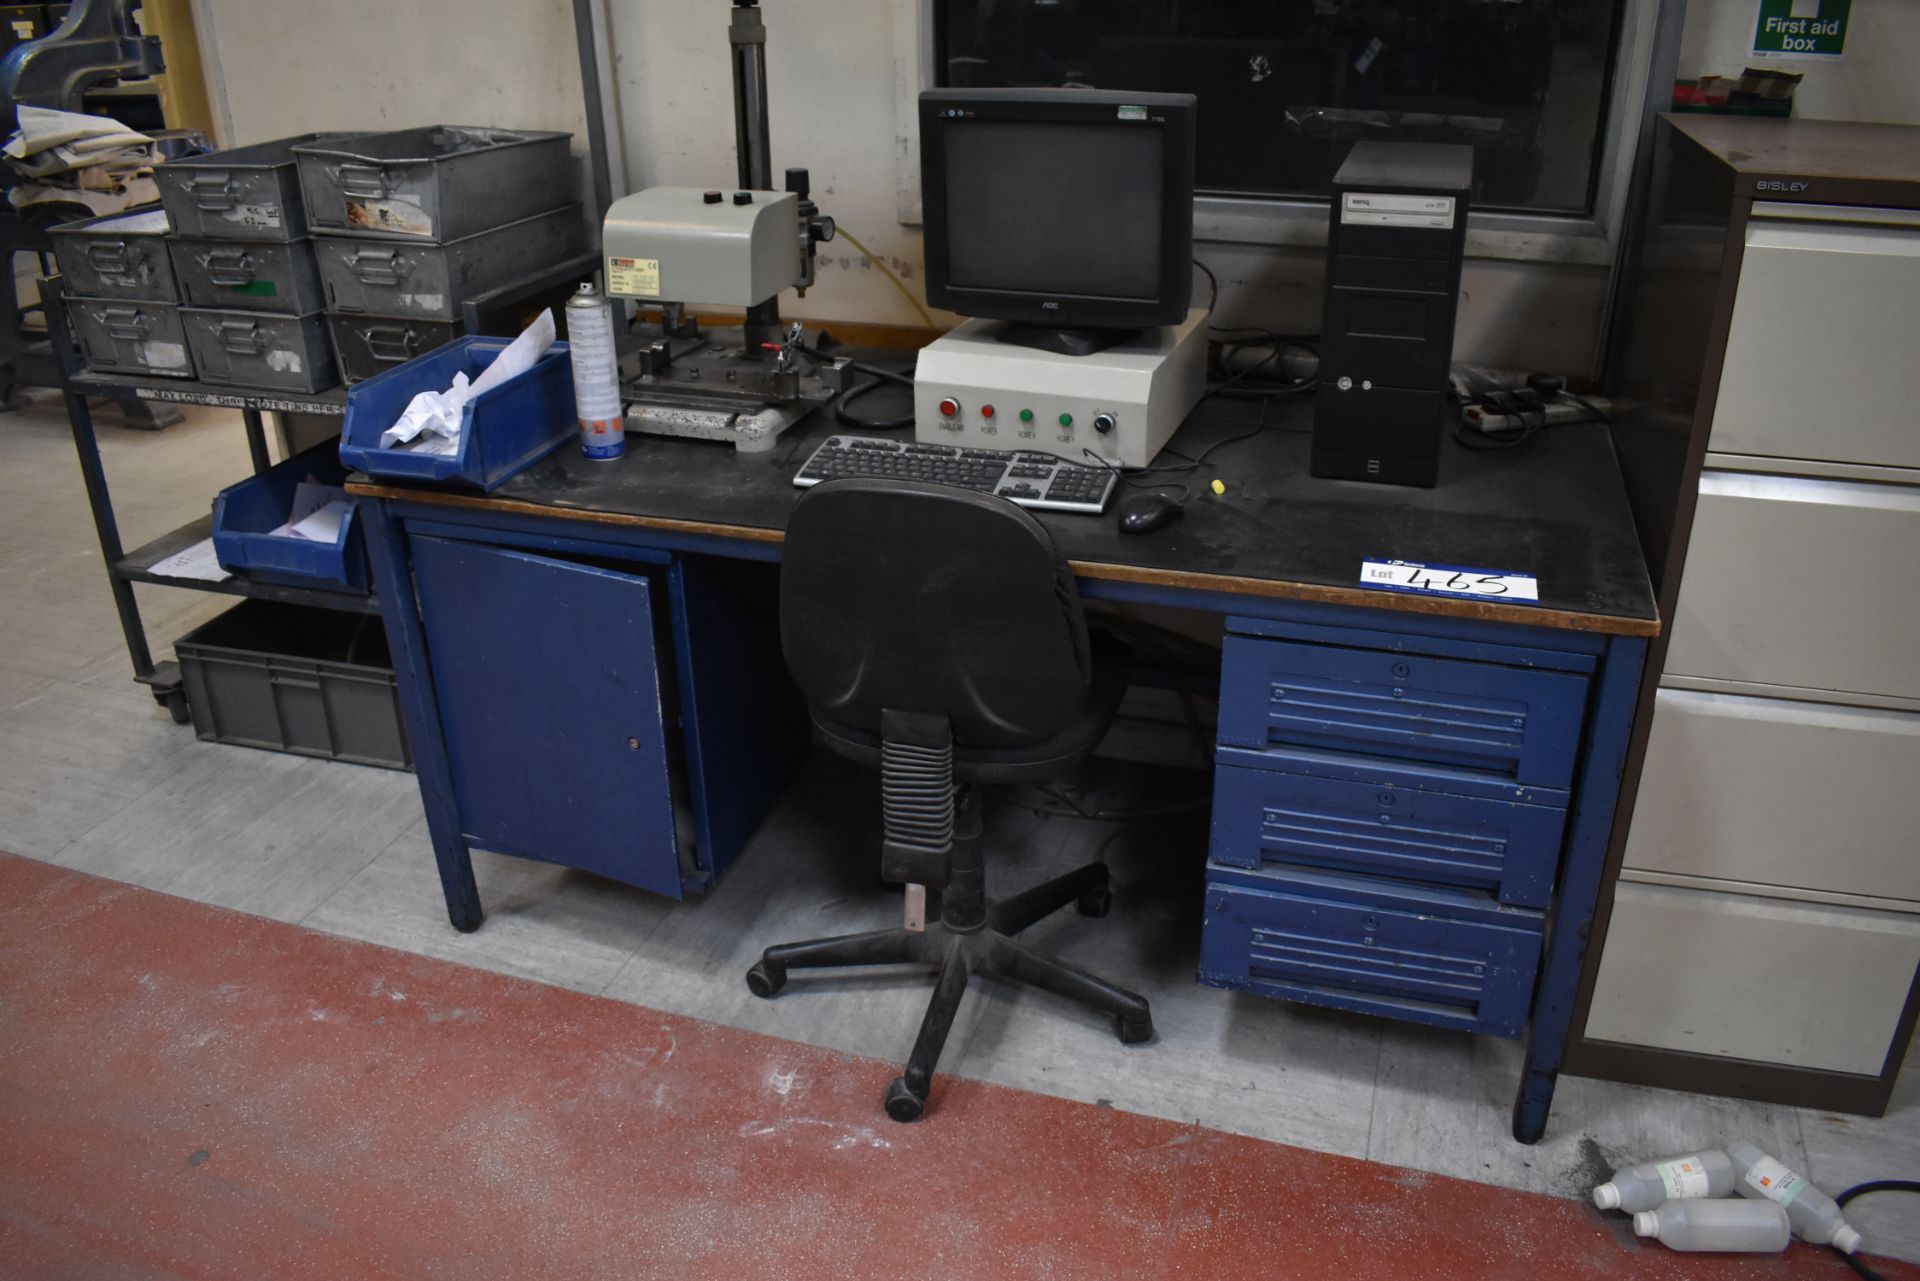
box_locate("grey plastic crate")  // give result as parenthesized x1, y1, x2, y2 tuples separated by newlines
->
(50, 207, 179, 303)
(175, 601, 411, 770)
(182, 308, 336, 393)
(155, 133, 342, 242)
(169, 236, 326, 315)
(69, 296, 195, 378)
(314, 204, 582, 320)
(326, 312, 462, 384)
(294, 126, 572, 242)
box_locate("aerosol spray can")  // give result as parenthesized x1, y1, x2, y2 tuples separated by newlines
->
(566, 282, 624, 460)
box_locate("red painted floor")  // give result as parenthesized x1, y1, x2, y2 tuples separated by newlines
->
(0, 850, 1905, 1281)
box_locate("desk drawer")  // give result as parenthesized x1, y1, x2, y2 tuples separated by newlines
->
(1219, 635, 1588, 787)
(1211, 757, 1567, 908)
(1200, 864, 1543, 1036)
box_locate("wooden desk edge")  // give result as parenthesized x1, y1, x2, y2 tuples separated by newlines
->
(347, 480, 1662, 640)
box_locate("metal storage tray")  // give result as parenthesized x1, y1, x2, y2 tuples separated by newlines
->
(154, 132, 342, 242)
(326, 312, 462, 385)
(294, 126, 572, 242)
(182, 308, 335, 393)
(315, 204, 583, 320)
(169, 236, 326, 315)
(175, 600, 411, 770)
(69, 296, 195, 378)
(50, 207, 178, 303)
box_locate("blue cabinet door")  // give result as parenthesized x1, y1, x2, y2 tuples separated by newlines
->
(411, 536, 683, 898)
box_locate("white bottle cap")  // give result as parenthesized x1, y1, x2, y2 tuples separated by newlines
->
(1832, 1224, 1862, 1255)
(1593, 1183, 1621, 1211)
(1633, 1211, 1659, 1238)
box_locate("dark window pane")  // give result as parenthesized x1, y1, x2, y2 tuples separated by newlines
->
(935, 0, 1626, 215)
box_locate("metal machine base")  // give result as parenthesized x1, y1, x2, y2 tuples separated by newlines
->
(621, 322, 847, 454)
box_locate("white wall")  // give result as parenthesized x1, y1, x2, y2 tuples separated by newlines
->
(1677, 0, 1920, 124)
(191, 0, 591, 180)
(189, 0, 1920, 375)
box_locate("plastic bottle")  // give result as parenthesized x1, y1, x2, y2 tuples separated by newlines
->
(1593, 1149, 1736, 1212)
(1633, 1199, 1792, 1252)
(1726, 1141, 1863, 1253)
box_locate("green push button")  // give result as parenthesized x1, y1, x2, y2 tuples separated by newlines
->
(1058, 412, 1074, 428)
(1019, 409, 1034, 423)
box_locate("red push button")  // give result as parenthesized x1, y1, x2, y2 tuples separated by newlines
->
(939, 398, 960, 418)
(981, 404, 996, 419)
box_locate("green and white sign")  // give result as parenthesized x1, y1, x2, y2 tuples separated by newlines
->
(1752, 0, 1851, 59)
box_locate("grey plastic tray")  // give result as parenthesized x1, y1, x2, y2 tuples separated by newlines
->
(314, 204, 583, 320)
(155, 133, 342, 242)
(181, 307, 336, 393)
(50, 207, 179, 303)
(175, 601, 411, 770)
(168, 236, 326, 316)
(326, 312, 462, 385)
(294, 125, 573, 242)
(69, 296, 195, 378)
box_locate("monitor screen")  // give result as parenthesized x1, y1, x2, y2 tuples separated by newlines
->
(921, 89, 1196, 333)
(940, 120, 1165, 303)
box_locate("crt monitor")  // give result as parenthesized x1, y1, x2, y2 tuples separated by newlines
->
(920, 88, 1197, 356)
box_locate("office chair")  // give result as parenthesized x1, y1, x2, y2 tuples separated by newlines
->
(746, 477, 1153, 1121)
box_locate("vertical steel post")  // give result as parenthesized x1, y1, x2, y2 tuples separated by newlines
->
(730, 1, 781, 348)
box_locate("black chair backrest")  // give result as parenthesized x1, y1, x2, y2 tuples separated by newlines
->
(780, 478, 1093, 749)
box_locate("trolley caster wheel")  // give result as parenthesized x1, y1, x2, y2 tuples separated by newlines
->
(1077, 884, 1113, 918)
(160, 689, 190, 724)
(746, 959, 787, 999)
(884, 1076, 926, 1122)
(1114, 1011, 1154, 1045)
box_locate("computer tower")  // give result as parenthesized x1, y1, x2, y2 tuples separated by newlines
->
(1311, 141, 1473, 487)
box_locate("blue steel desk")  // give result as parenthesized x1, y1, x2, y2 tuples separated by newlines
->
(347, 399, 1656, 1143)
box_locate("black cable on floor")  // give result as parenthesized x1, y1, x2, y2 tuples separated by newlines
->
(1834, 1181, 1920, 1281)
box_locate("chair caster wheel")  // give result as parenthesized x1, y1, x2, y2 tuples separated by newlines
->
(746, 959, 786, 998)
(1077, 884, 1113, 918)
(1114, 1011, 1154, 1045)
(884, 1076, 926, 1122)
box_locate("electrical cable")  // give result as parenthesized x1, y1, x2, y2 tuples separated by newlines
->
(790, 337, 917, 430)
(1833, 1181, 1920, 1281)
(1193, 258, 1219, 313)
(833, 373, 916, 430)
(834, 226, 935, 328)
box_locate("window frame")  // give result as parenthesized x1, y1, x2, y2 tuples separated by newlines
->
(897, 0, 1671, 268)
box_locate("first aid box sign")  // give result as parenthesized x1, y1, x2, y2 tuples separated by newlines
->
(1752, 0, 1851, 59)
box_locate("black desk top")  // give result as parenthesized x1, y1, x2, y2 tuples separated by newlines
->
(352, 395, 1658, 638)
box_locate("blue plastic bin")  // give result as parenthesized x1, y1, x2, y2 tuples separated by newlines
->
(337, 335, 576, 491)
(211, 440, 371, 593)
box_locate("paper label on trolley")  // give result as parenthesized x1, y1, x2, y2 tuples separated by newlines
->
(1342, 193, 1456, 229)
(346, 198, 432, 237)
(607, 256, 661, 298)
(1360, 558, 1538, 602)
(222, 203, 282, 230)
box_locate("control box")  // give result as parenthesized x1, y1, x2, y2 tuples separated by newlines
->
(1311, 141, 1472, 488)
(914, 309, 1209, 468)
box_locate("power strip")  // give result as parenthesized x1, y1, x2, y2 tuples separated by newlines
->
(1460, 395, 1610, 434)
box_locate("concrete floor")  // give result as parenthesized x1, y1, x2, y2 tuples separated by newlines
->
(2, 391, 1916, 1262)
(8, 849, 1904, 1281)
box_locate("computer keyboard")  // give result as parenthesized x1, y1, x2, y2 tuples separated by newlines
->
(793, 435, 1119, 514)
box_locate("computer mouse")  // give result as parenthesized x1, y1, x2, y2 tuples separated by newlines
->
(1117, 491, 1185, 535)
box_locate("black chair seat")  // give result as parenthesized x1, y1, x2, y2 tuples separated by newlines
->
(809, 638, 1131, 783)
